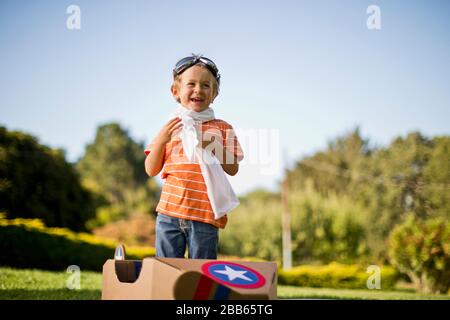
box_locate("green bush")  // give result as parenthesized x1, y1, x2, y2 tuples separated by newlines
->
(388, 214, 450, 294)
(219, 191, 282, 262)
(0, 215, 155, 271)
(278, 262, 398, 289)
(289, 181, 369, 264)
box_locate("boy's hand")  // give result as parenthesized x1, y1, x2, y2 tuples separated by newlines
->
(154, 118, 183, 145)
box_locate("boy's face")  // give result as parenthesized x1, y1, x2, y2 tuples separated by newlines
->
(171, 65, 217, 112)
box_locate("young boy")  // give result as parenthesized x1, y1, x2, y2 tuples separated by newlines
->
(144, 54, 244, 259)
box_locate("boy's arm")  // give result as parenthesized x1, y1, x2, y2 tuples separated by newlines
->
(144, 141, 166, 177)
(216, 143, 239, 176)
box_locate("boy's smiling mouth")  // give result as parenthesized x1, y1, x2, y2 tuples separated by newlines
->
(191, 97, 204, 103)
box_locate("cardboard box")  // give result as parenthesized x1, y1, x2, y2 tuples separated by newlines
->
(102, 257, 277, 300)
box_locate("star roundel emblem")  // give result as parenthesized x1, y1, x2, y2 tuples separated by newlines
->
(201, 261, 266, 289)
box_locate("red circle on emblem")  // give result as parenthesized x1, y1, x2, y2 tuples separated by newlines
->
(201, 261, 266, 289)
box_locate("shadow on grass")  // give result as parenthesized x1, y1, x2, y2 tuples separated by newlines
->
(0, 289, 101, 300)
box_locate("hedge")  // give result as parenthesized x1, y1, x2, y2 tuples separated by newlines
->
(0, 216, 155, 272)
(278, 262, 399, 289)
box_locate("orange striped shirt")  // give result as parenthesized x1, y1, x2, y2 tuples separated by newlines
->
(145, 119, 244, 229)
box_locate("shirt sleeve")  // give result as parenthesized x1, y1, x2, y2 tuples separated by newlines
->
(223, 125, 244, 163)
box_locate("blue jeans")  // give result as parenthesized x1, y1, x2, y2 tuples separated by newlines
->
(155, 213, 219, 259)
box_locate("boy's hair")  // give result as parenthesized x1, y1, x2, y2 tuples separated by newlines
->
(172, 62, 220, 103)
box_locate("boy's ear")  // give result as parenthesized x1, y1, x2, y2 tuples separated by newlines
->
(171, 84, 180, 102)
(211, 91, 218, 104)
(170, 84, 177, 97)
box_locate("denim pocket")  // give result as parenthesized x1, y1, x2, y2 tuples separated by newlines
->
(157, 212, 175, 224)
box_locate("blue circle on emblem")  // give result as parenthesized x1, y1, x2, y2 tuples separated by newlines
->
(201, 261, 266, 289)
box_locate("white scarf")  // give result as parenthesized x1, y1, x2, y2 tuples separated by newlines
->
(169, 106, 240, 220)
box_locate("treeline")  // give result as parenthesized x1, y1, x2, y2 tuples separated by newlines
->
(0, 124, 160, 231)
(221, 128, 449, 264)
(286, 128, 449, 261)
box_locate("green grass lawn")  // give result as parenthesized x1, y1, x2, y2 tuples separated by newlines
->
(278, 285, 449, 300)
(1, 267, 449, 300)
(0, 267, 101, 300)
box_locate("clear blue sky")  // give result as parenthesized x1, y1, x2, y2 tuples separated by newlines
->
(1, 0, 449, 195)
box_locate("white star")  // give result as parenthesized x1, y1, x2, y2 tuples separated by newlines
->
(214, 266, 252, 282)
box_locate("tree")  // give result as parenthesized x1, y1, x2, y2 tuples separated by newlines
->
(422, 136, 450, 220)
(288, 180, 368, 264)
(76, 123, 160, 228)
(389, 214, 450, 294)
(0, 126, 95, 231)
(284, 129, 449, 263)
(287, 127, 370, 197)
(357, 132, 436, 260)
